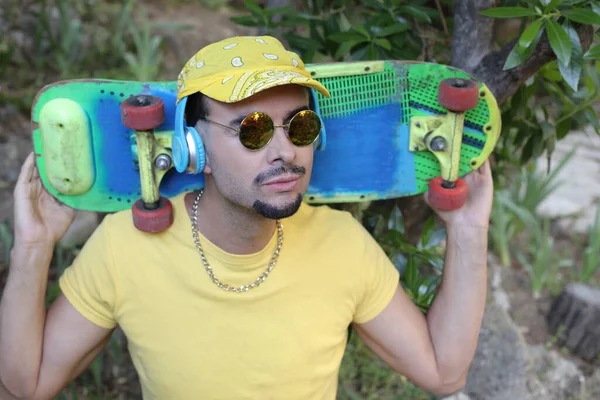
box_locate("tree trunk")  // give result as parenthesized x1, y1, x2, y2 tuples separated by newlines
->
(547, 283, 600, 362)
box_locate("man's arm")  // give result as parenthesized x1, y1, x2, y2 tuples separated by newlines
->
(0, 153, 113, 399)
(353, 161, 493, 395)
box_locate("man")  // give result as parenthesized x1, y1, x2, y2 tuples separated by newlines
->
(0, 36, 493, 399)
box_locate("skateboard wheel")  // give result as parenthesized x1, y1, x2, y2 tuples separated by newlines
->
(428, 177, 468, 211)
(132, 197, 174, 233)
(438, 78, 479, 112)
(121, 95, 165, 131)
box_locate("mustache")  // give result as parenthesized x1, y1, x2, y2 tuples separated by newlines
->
(254, 165, 306, 185)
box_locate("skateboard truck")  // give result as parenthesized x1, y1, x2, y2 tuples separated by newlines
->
(120, 95, 174, 233)
(409, 78, 479, 211)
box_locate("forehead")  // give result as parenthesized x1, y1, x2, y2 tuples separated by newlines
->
(208, 85, 309, 117)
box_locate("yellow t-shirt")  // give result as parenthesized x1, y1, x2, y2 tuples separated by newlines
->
(59, 192, 400, 400)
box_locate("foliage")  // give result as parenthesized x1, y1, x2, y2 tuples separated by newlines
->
(366, 206, 445, 313)
(338, 332, 434, 400)
(578, 204, 600, 283)
(515, 217, 561, 298)
(0, 219, 13, 267)
(481, 0, 600, 91)
(0, 0, 179, 108)
(483, 1, 600, 168)
(489, 150, 572, 267)
(232, 0, 450, 63)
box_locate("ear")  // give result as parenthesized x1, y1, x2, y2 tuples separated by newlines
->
(194, 121, 212, 175)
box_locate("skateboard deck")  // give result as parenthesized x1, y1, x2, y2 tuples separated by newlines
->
(32, 60, 501, 213)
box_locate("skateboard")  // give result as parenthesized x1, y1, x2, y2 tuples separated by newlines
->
(31, 60, 501, 232)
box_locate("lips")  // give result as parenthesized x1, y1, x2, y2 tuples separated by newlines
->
(263, 175, 300, 191)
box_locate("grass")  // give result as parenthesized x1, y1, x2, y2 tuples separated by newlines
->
(338, 333, 434, 400)
(578, 204, 600, 284)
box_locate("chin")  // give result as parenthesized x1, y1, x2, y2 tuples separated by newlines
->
(252, 193, 303, 219)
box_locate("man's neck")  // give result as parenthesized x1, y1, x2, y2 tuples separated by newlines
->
(184, 187, 277, 255)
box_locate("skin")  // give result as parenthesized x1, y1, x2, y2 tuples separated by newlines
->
(0, 84, 493, 399)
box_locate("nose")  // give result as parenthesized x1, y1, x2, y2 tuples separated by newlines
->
(266, 126, 296, 164)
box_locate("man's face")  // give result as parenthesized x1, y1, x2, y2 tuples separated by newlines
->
(198, 85, 314, 219)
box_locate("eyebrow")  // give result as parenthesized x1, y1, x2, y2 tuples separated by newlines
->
(228, 105, 311, 127)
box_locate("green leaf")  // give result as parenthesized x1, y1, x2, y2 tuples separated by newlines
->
(480, 7, 539, 18)
(366, 43, 379, 60)
(504, 26, 544, 69)
(556, 118, 572, 139)
(558, 21, 583, 91)
(504, 44, 526, 70)
(546, 19, 572, 66)
(584, 43, 600, 59)
(519, 18, 545, 52)
(376, 23, 409, 37)
(353, 25, 372, 39)
(398, 5, 432, 23)
(540, 62, 563, 81)
(545, 0, 565, 11)
(243, 0, 264, 19)
(230, 16, 262, 27)
(328, 31, 369, 43)
(334, 40, 362, 59)
(374, 38, 392, 51)
(362, 0, 387, 10)
(562, 8, 600, 25)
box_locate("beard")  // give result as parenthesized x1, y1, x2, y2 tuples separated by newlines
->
(252, 193, 303, 219)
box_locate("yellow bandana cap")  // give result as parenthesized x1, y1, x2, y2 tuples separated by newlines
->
(176, 36, 330, 104)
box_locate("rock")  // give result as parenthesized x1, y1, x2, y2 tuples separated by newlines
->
(536, 127, 600, 233)
(584, 368, 600, 400)
(465, 303, 540, 400)
(439, 392, 472, 400)
(529, 344, 585, 400)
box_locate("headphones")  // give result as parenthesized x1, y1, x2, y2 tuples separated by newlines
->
(172, 88, 327, 174)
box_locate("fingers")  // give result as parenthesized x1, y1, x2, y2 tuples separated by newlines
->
(477, 160, 491, 175)
(16, 152, 36, 186)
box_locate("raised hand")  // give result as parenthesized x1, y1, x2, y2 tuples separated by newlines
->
(425, 160, 494, 230)
(12, 152, 76, 248)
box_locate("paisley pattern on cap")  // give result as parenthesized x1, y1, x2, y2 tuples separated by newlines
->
(175, 35, 330, 103)
(231, 57, 244, 67)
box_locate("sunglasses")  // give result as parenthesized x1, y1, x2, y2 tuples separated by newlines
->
(199, 109, 322, 151)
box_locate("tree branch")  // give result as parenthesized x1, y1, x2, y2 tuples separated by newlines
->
(451, 0, 498, 73)
(450, 1, 594, 106)
(473, 25, 594, 105)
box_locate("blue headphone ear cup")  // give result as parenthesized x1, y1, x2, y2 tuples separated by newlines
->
(186, 126, 206, 174)
(172, 127, 190, 173)
(173, 97, 190, 173)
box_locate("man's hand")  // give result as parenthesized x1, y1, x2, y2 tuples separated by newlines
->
(425, 160, 494, 229)
(13, 152, 76, 248)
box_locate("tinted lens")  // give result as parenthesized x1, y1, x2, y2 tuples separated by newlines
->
(288, 110, 322, 146)
(239, 112, 274, 150)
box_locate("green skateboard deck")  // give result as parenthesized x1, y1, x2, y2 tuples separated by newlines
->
(32, 60, 501, 215)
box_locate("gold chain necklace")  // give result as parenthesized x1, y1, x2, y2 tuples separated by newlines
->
(191, 190, 284, 293)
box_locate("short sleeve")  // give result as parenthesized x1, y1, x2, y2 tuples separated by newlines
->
(352, 228, 400, 324)
(58, 216, 119, 329)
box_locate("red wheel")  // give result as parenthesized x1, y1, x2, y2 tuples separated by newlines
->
(428, 177, 468, 211)
(132, 197, 174, 233)
(121, 95, 165, 131)
(438, 78, 479, 112)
